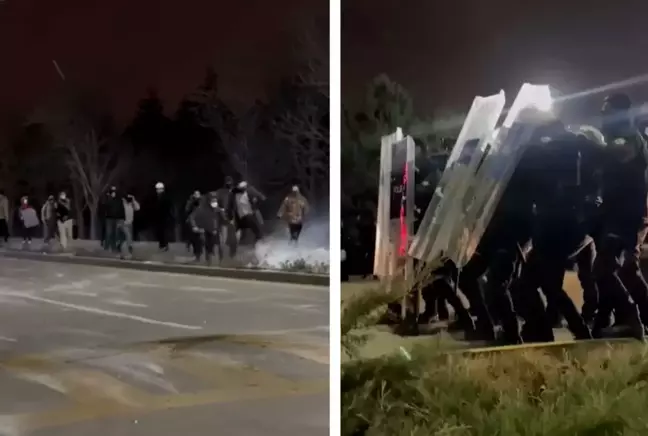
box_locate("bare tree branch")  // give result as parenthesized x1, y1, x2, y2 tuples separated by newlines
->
(294, 17, 329, 100)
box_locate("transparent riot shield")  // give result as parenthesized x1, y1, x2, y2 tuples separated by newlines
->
(390, 136, 416, 281)
(457, 84, 554, 266)
(373, 128, 403, 277)
(374, 132, 416, 279)
(409, 92, 506, 263)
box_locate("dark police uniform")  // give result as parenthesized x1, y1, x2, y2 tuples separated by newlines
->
(516, 131, 595, 342)
(592, 127, 648, 340)
(457, 145, 537, 344)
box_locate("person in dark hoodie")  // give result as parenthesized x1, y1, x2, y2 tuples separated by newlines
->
(41, 195, 57, 245)
(184, 190, 202, 252)
(590, 93, 648, 341)
(214, 176, 236, 258)
(103, 186, 125, 253)
(154, 182, 173, 251)
(227, 181, 265, 254)
(188, 193, 226, 264)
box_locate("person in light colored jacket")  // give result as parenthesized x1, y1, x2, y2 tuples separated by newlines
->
(18, 196, 39, 244)
(119, 194, 140, 257)
(277, 185, 309, 243)
(56, 192, 74, 250)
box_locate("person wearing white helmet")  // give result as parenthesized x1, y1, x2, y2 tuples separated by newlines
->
(153, 182, 172, 251)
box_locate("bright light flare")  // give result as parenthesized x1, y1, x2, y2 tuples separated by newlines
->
(503, 84, 553, 128)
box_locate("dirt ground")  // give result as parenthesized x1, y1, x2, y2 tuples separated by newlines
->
(341, 272, 584, 359)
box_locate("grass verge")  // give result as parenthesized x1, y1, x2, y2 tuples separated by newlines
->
(341, 274, 648, 435)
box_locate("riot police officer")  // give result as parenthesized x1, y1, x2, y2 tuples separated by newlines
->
(591, 93, 648, 341)
(515, 121, 595, 342)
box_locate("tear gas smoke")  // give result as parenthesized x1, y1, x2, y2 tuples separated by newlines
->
(253, 216, 330, 271)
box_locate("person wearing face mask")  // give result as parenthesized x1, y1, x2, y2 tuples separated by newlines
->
(277, 185, 309, 243)
(102, 186, 125, 253)
(590, 93, 648, 341)
(184, 190, 202, 253)
(188, 193, 226, 264)
(55, 191, 74, 250)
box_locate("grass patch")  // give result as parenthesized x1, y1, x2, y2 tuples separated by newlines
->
(341, 273, 647, 435)
(342, 341, 648, 435)
(277, 258, 329, 274)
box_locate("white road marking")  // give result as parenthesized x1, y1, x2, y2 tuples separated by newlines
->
(106, 299, 148, 308)
(272, 303, 323, 313)
(0, 336, 16, 343)
(202, 296, 275, 304)
(44, 280, 92, 292)
(52, 290, 98, 297)
(0, 292, 202, 331)
(127, 282, 232, 294)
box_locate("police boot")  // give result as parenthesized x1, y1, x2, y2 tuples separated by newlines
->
(603, 305, 645, 342)
(393, 311, 420, 336)
(521, 321, 554, 343)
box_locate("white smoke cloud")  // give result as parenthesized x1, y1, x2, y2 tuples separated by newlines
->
(254, 217, 330, 271)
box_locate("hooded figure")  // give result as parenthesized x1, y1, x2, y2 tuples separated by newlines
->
(227, 180, 265, 251)
(277, 185, 309, 242)
(188, 194, 226, 264)
(214, 177, 236, 258)
(184, 190, 202, 252)
(102, 186, 124, 253)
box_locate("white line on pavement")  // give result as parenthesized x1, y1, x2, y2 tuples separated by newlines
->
(126, 282, 232, 294)
(0, 336, 16, 343)
(202, 296, 276, 304)
(105, 299, 148, 308)
(0, 292, 203, 331)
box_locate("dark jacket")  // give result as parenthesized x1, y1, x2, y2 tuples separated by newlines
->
(103, 194, 125, 220)
(478, 143, 538, 253)
(155, 193, 173, 225)
(227, 186, 265, 221)
(184, 196, 201, 222)
(527, 133, 601, 255)
(188, 199, 226, 233)
(599, 130, 648, 230)
(213, 187, 232, 217)
(55, 199, 73, 222)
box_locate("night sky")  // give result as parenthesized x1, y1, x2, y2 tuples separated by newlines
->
(343, 0, 648, 118)
(0, 0, 325, 122)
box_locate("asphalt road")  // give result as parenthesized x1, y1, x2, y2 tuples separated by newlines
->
(0, 258, 330, 436)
